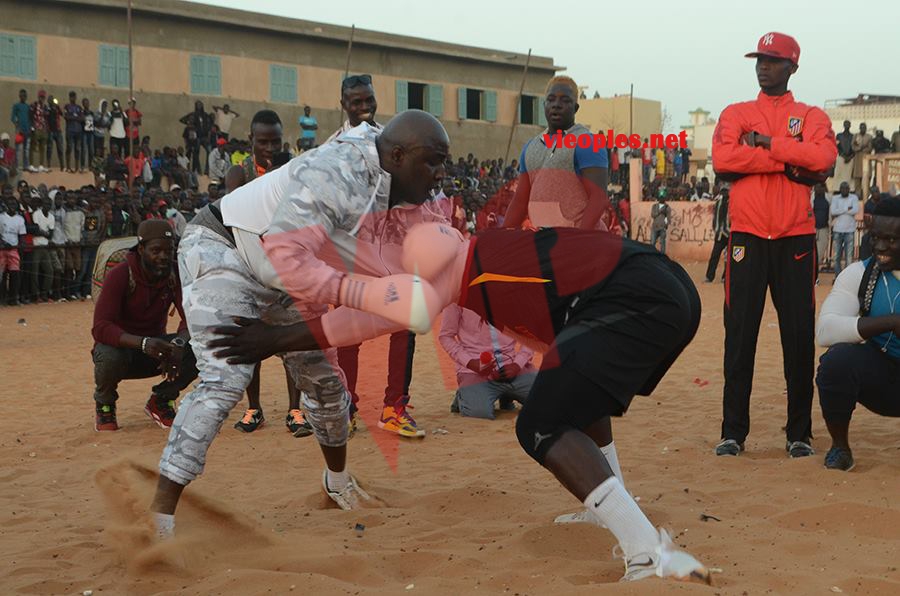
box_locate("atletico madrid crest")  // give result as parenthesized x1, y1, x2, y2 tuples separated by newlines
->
(732, 246, 745, 263)
(788, 117, 803, 137)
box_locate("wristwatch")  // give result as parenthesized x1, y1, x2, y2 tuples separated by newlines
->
(171, 337, 188, 348)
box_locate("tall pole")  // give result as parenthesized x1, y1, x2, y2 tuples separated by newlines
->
(127, 0, 134, 192)
(504, 48, 532, 164)
(629, 83, 633, 137)
(339, 25, 355, 125)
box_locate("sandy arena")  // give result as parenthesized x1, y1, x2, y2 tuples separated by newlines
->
(1, 263, 898, 595)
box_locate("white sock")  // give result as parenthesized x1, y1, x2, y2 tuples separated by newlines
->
(584, 477, 658, 559)
(153, 512, 175, 540)
(326, 468, 350, 491)
(599, 441, 624, 488)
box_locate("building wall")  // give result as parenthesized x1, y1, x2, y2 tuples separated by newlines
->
(574, 96, 662, 140)
(0, 0, 557, 158)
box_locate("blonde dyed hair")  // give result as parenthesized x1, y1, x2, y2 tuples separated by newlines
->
(545, 76, 578, 98)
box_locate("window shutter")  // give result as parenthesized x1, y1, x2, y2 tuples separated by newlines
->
(98, 45, 115, 86)
(207, 57, 221, 96)
(285, 67, 297, 103)
(426, 84, 443, 117)
(484, 90, 497, 122)
(190, 56, 204, 94)
(16, 36, 35, 79)
(116, 47, 130, 88)
(395, 80, 408, 113)
(269, 64, 280, 101)
(537, 98, 547, 127)
(1, 36, 19, 77)
(457, 87, 467, 119)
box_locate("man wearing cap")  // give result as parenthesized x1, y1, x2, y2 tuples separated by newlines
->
(712, 32, 837, 458)
(91, 219, 197, 431)
(208, 137, 230, 185)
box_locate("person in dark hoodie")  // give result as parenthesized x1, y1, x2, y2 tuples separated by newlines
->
(91, 219, 197, 431)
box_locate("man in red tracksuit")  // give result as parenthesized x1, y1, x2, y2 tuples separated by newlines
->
(712, 32, 837, 458)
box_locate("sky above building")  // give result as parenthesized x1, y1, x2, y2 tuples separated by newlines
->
(187, 0, 899, 132)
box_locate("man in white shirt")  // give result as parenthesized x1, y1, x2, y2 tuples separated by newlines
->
(1, 196, 27, 304)
(815, 197, 900, 471)
(830, 182, 859, 277)
(212, 104, 239, 139)
(31, 195, 55, 302)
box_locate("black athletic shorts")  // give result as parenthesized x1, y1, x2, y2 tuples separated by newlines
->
(524, 254, 702, 430)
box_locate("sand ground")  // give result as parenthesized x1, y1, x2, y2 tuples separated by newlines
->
(1, 263, 898, 595)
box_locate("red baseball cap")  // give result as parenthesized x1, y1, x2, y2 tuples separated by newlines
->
(37, 89, 47, 97)
(745, 32, 800, 65)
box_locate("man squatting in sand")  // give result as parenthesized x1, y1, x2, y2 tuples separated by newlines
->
(210, 222, 711, 584)
(149, 111, 450, 537)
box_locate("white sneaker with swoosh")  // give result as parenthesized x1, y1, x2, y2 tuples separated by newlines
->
(620, 528, 711, 584)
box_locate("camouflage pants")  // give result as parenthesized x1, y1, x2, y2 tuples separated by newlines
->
(159, 224, 350, 486)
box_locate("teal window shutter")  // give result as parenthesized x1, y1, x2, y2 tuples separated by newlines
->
(484, 90, 497, 122)
(16, 36, 35, 79)
(426, 84, 443, 117)
(190, 56, 204, 94)
(116, 47, 130, 88)
(98, 45, 116, 86)
(270, 65, 296, 103)
(191, 55, 221, 95)
(0, 36, 15, 77)
(457, 87, 467, 119)
(537, 98, 547, 127)
(207, 56, 221, 95)
(0, 34, 36, 79)
(395, 80, 408, 113)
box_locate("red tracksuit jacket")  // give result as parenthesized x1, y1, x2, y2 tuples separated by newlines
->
(712, 91, 837, 239)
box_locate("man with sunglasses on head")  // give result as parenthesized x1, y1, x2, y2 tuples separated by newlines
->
(323, 73, 447, 438)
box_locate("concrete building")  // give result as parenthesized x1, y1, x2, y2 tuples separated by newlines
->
(1, 0, 560, 157)
(574, 94, 662, 141)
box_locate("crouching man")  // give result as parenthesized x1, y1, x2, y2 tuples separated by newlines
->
(439, 303, 536, 418)
(91, 219, 198, 431)
(815, 197, 900, 471)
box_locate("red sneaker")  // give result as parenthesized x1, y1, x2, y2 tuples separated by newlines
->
(144, 396, 177, 428)
(95, 404, 119, 431)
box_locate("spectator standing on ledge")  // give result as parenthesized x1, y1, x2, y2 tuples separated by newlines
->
(80, 97, 95, 173)
(179, 101, 212, 175)
(850, 123, 872, 194)
(10, 89, 30, 172)
(46, 95, 64, 171)
(298, 105, 317, 150)
(63, 91, 84, 173)
(711, 31, 837, 458)
(93, 100, 111, 157)
(126, 99, 143, 156)
(833, 120, 853, 190)
(830, 181, 859, 278)
(29, 90, 49, 173)
(109, 100, 128, 158)
(872, 130, 891, 154)
(212, 104, 239, 140)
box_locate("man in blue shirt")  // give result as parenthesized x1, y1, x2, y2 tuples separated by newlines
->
(815, 197, 900, 471)
(504, 75, 610, 230)
(10, 89, 30, 171)
(298, 105, 318, 150)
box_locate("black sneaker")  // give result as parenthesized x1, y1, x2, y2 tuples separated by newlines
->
(787, 440, 815, 458)
(234, 408, 265, 432)
(824, 446, 853, 471)
(95, 403, 119, 431)
(286, 409, 313, 437)
(714, 439, 744, 456)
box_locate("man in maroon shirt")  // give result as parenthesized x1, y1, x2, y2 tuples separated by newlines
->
(91, 219, 197, 431)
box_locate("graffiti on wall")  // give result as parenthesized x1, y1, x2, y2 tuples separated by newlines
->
(631, 200, 717, 260)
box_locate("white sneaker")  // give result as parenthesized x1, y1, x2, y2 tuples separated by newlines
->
(27, 165, 38, 173)
(322, 469, 371, 510)
(619, 528, 710, 584)
(38, 166, 49, 173)
(554, 509, 604, 527)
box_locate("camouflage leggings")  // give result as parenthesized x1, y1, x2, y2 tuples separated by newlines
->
(159, 224, 350, 486)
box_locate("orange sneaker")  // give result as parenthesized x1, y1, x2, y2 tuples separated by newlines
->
(377, 397, 425, 438)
